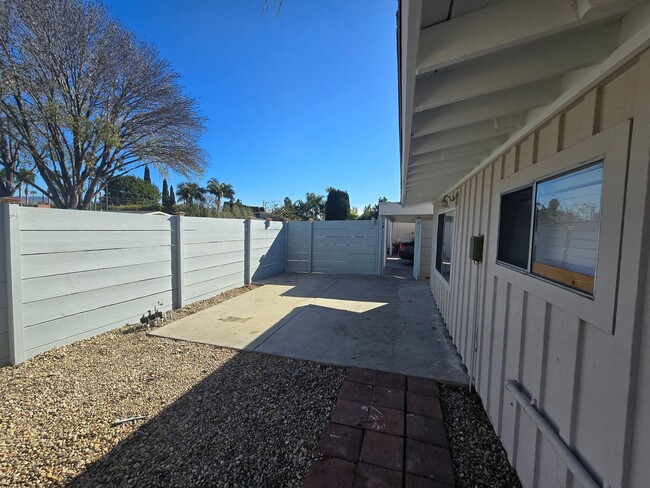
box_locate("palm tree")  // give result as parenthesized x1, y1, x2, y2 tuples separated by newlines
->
(206, 178, 235, 212)
(17, 168, 35, 204)
(175, 182, 205, 206)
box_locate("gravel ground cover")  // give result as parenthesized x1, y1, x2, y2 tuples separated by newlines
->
(439, 384, 522, 488)
(0, 285, 346, 487)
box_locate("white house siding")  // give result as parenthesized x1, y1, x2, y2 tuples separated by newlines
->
(430, 51, 650, 488)
(390, 222, 415, 246)
(419, 220, 433, 279)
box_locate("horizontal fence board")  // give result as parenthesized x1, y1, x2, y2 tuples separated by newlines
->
(183, 241, 244, 258)
(287, 262, 310, 273)
(184, 275, 244, 304)
(184, 252, 244, 273)
(312, 252, 376, 264)
(312, 262, 376, 274)
(21, 230, 173, 254)
(250, 247, 285, 260)
(23, 289, 174, 354)
(313, 220, 376, 229)
(20, 207, 174, 231)
(313, 228, 377, 238)
(23, 260, 173, 303)
(21, 246, 172, 279)
(312, 235, 376, 243)
(23, 276, 175, 328)
(184, 262, 244, 287)
(182, 217, 245, 232)
(183, 232, 244, 245)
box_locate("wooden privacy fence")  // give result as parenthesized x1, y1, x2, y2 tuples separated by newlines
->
(0, 206, 381, 366)
(286, 220, 381, 275)
(0, 206, 286, 366)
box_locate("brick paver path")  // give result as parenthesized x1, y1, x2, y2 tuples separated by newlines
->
(302, 367, 455, 487)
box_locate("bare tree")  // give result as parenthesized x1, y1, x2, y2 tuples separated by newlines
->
(0, 115, 35, 197)
(0, 0, 208, 209)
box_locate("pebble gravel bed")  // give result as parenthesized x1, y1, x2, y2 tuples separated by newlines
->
(439, 384, 522, 488)
(0, 285, 346, 487)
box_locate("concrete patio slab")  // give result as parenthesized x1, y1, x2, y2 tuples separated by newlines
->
(150, 273, 468, 384)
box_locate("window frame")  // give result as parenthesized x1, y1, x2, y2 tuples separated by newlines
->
(488, 120, 631, 334)
(495, 183, 535, 272)
(530, 160, 604, 294)
(435, 209, 455, 285)
(432, 206, 456, 287)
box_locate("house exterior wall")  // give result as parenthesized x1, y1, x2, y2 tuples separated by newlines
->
(390, 222, 415, 246)
(429, 50, 650, 488)
(419, 220, 433, 279)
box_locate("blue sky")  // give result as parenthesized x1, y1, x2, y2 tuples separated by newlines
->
(103, 0, 400, 211)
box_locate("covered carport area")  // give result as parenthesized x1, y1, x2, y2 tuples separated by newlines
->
(378, 201, 434, 280)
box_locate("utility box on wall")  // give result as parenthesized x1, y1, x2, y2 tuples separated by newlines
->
(469, 235, 484, 263)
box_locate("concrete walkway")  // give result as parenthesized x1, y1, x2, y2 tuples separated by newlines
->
(151, 273, 468, 384)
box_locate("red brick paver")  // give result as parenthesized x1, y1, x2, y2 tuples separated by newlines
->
(317, 423, 363, 462)
(406, 392, 443, 418)
(367, 405, 404, 436)
(340, 380, 374, 404)
(354, 463, 403, 488)
(360, 431, 404, 471)
(302, 458, 356, 488)
(303, 367, 456, 487)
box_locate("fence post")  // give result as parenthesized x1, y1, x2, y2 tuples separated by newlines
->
(5, 204, 24, 365)
(244, 218, 251, 285)
(174, 215, 185, 308)
(376, 217, 384, 276)
(283, 220, 289, 273)
(308, 221, 313, 273)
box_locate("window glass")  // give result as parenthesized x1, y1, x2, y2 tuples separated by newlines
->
(497, 187, 533, 269)
(532, 162, 603, 294)
(435, 210, 454, 282)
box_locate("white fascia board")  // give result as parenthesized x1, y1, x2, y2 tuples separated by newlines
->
(379, 201, 433, 219)
(399, 0, 422, 204)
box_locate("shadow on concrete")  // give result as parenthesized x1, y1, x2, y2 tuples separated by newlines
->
(151, 273, 469, 384)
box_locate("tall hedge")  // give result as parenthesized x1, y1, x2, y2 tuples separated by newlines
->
(325, 188, 351, 220)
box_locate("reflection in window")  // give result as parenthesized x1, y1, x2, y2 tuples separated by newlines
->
(497, 186, 533, 269)
(532, 162, 604, 294)
(435, 211, 454, 282)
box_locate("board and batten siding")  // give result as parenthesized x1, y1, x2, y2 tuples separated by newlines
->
(419, 220, 433, 279)
(429, 50, 650, 488)
(19, 207, 176, 360)
(182, 217, 245, 305)
(286, 220, 379, 275)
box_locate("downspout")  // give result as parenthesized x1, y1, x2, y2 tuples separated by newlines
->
(505, 381, 600, 488)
